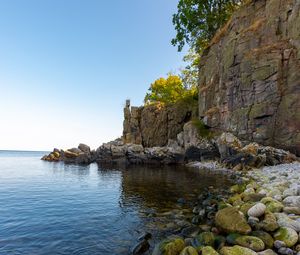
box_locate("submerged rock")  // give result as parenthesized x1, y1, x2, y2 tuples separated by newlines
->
(132, 240, 150, 255)
(152, 236, 185, 255)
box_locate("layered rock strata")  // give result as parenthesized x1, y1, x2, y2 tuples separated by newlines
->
(198, 0, 300, 155)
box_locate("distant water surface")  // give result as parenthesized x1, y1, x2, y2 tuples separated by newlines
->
(0, 150, 231, 254)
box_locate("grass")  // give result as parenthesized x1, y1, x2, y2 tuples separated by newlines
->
(191, 118, 213, 138)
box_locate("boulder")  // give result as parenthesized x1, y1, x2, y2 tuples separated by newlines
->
(68, 147, 82, 154)
(179, 246, 198, 255)
(64, 150, 79, 158)
(257, 250, 277, 255)
(274, 213, 300, 232)
(216, 133, 242, 160)
(152, 236, 185, 255)
(234, 235, 265, 252)
(273, 227, 298, 247)
(283, 196, 300, 208)
(193, 232, 215, 247)
(219, 245, 257, 255)
(215, 207, 251, 234)
(248, 203, 266, 218)
(259, 211, 279, 232)
(78, 143, 90, 153)
(250, 231, 274, 249)
(201, 246, 219, 255)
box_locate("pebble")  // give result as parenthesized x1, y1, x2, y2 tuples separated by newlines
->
(248, 216, 260, 227)
(277, 247, 293, 255)
(274, 240, 286, 249)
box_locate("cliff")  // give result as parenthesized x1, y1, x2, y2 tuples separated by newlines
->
(198, 0, 300, 155)
(122, 99, 198, 147)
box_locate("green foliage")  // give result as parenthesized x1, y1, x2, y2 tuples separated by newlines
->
(191, 118, 212, 138)
(172, 0, 242, 51)
(144, 74, 198, 105)
(180, 48, 200, 90)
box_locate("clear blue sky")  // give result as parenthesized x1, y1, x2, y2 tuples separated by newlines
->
(0, 0, 187, 151)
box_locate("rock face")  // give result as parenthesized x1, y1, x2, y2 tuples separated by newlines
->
(122, 100, 198, 147)
(198, 0, 300, 156)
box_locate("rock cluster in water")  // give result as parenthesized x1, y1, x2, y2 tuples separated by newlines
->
(147, 162, 300, 255)
(41, 123, 297, 169)
(41, 143, 97, 164)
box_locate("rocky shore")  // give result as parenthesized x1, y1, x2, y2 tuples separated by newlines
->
(41, 121, 297, 169)
(131, 162, 300, 255)
(41, 126, 300, 255)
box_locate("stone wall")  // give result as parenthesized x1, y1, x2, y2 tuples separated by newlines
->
(122, 100, 198, 147)
(198, 0, 300, 155)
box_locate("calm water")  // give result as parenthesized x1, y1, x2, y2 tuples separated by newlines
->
(0, 150, 231, 255)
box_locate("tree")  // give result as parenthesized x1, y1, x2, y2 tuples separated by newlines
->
(144, 75, 185, 104)
(172, 0, 242, 52)
(179, 48, 200, 90)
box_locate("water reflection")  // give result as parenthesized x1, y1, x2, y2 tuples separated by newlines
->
(0, 152, 232, 255)
(117, 164, 230, 211)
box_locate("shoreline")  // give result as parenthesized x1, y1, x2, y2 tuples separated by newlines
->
(144, 161, 300, 255)
(40, 129, 300, 254)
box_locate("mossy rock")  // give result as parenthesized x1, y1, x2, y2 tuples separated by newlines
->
(228, 194, 242, 205)
(259, 211, 279, 232)
(179, 246, 198, 255)
(239, 202, 255, 215)
(226, 233, 240, 245)
(235, 235, 265, 251)
(242, 193, 265, 202)
(218, 202, 232, 211)
(214, 235, 226, 250)
(260, 197, 283, 212)
(219, 245, 257, 255)
(226, 233, 265, 251)
(153, 236, 185, 255)
(230, 184, 246, 194)
(201, 246, 219, 255)
(215, 207, 251, 234)
(250, 231, 274, 249)
(265, 201, 283, 213)
(194, 232, 215, 247)
(260, 197, 276, 204)
(273, 227, 298, 247)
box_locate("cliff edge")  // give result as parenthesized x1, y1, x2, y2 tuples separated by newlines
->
(198, 0, 300, 155)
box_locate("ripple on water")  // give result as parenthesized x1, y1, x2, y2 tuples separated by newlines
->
(0, 151, 232, 254)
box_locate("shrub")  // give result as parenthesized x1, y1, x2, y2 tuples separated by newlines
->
(144, 74, 198, 105)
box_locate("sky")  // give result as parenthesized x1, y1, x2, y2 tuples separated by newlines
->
(0, 0, 187, 151)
